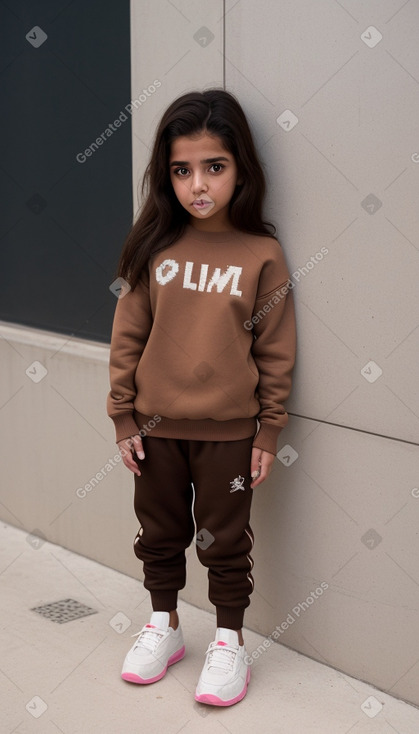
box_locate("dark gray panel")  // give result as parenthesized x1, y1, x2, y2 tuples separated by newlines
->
(0, 0, 132, 342)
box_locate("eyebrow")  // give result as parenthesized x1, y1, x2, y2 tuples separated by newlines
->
(170, 156, 230, 167)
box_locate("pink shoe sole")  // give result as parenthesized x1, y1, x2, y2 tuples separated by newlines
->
(195, 666, 251, 706)
(121, 645, 185, 685)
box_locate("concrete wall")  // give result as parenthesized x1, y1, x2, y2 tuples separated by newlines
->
(1, 0, 419, 709)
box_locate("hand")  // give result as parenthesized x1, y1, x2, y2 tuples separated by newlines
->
(118, 434, 145, 476)
(250, 447, 275, 488)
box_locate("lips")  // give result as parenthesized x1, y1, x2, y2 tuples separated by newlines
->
(192, 197, 214, 213)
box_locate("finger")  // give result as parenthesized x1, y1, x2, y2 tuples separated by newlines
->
(131, 434, 145, 460)
(122, 453, 141, 476)
(251, 471, 264, 489)
(250, 449, 262, 488)
(118, 440, 132, 458)
(251, 450, 274, 488)
(250, 447, 262, 480)
(251, 463, 268, 488)
(118, 439, 142, 475)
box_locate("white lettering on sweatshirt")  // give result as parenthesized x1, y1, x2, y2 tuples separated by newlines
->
(155, 259, 179, 285)
(155, 259, 242, 297)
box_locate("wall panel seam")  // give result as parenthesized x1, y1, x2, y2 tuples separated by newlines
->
(289, 412, 419, 448)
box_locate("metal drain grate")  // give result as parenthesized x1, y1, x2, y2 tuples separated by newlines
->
(30, 598, 98, 624)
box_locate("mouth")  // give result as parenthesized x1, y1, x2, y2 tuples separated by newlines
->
(192, 198, 214, 213)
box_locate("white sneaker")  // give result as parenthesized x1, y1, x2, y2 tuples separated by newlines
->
(121, 611, 185, 684)
(195, 628, 251, 706)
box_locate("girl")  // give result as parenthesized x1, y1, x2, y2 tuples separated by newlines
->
(107, 88, 296, 707)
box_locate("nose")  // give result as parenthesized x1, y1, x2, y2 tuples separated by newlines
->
(191, 171, 208, 195)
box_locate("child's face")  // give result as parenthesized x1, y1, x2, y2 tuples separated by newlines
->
(169, 132, 240, 230)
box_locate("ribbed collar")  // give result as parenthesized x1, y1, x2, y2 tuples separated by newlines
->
(185, 223, 240, 243)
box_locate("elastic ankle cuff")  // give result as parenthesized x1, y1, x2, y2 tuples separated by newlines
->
(150, 590, 178, 612)
(216, 606, 245, 630)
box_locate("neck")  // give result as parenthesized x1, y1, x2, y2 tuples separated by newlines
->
(185, 223, 239, 242)
(188, 213, 234, 233)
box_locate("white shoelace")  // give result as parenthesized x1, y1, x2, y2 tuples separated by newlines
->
(206, 643, 237, 672)
(131, 627, 165, 653)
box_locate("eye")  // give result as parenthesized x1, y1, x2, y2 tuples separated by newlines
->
(173, 167, 189, 177)
(209, 163, 225, 173)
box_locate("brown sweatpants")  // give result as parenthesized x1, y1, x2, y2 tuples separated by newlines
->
(132, 435, 255, 630)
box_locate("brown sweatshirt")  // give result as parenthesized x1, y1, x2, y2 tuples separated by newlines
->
(107, 224, 296, 455)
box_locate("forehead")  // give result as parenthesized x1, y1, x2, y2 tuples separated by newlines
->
(169, 133, 230, 161)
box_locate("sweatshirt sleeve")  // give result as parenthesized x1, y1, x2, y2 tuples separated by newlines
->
(251, 241, 297, 455)
(106, 270, 153, 443)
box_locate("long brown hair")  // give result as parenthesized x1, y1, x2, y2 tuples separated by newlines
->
(118, 88, 276, 286)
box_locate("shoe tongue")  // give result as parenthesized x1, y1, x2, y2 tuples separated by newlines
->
(215, 627, 239, 646)
(149, 611, 170, 630)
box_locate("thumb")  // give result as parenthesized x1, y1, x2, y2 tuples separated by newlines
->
(251, 447, 262, 480)
(131, 434, 145, 460)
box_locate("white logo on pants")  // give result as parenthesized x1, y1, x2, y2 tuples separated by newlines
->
(230, 475, 245, 492)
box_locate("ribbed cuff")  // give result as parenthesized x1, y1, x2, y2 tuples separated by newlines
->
(216, 605, 246, 630)
(252, 422, 282, 455)
(110, 412, 140, 443)
(150, 590, 179, 612)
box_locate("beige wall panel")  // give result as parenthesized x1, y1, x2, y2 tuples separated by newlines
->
(224, 0, 419, 443)
(130, 0, 224, 214)
(183, 413, 419, 706)
(0, 323, 140, 580)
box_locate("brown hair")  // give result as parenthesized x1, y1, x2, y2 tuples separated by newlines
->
(118, 88, 276, 286)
